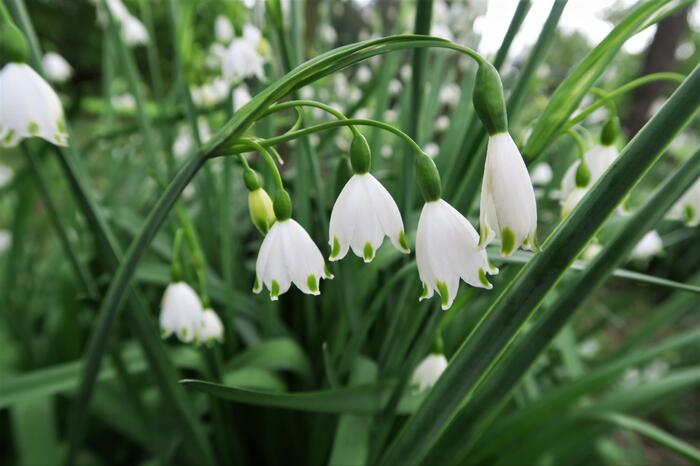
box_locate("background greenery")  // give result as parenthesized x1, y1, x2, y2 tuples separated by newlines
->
(1, 0, 699, 465)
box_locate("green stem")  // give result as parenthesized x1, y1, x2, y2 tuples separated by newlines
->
(565, 128, 586, 159)
(238, 139, 285, 190)
(171, 228, 184, 282)
(233, 118, 425, 156)
(563, 72, 685, 130)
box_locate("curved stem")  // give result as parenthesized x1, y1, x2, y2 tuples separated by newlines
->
(238, 138, 285, 190)
(565, 128, 586, 159)
(236, 118, 425, 156)
(564, 72, 685, 130)
(261, 99, 361, 137)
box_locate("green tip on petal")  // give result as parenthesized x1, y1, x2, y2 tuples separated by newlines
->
(398, 230, 410, 253)
(436, 281, 450, 310)
(270, 280, 280, 300)
(3, 129, 15, 145)
(307, 274, 319, 294)
(28, 121, 39, 135)
(478, 268, 493, 289)
(500, 227, 516, 256)
(363, 242, 374, 263)
(478, 224, 489, 248)
(323, 264, 334, 279)
(179, 328, 189, 341)
(253, 276, 261, 293)
(329, 236, 341, 260)
(160, 327, 170, 339)
(419, 282, 430, 301)
(685, 205, 695, 224)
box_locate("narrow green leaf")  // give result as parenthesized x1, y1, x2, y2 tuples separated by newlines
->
(589, 412, 700, 464)
(181, 379, 425, 415)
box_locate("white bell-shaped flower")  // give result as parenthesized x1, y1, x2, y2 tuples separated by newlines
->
(560, 145, 618, 202)
(159, 282, 204, 343)
(222, 25, 266, 83)
(254, 219, 332, 300)
(121, 14, 149, 46)
(215, 15, 234, 43)
(329, 173, 409, 262)
(411, 353, 448, 391)
(195, 309, 224, 345)
(630, 230, 663, 261)
(0, 63, 68, 148)
(669, 178, 700, 226)
(417, 199, 497, 310)
(479, 132, 537, 256)
(42, 52, 73, 83)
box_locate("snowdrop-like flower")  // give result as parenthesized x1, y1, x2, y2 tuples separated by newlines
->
(42, 52, 73, 83)
(222, 25, 266, 83)
(121, 14, 149, 46)
(479, 132, 538, 255)
(329, 173, 409, 262)
(411, 353, 448, 391)
(232, 85, 252, 112)
(159, 282, 204, 342)
(560, 145, 618, 203)
(417, 199, 497, 310)
(190, 78, 230, 108)
(215, 15, 234, 43)
(195, 309, 224, 345)
(0, 63, 68, 147)
(254, 219, 332, 300)
(669, 178, 700, 226)
(530, 162, 553, 186)
(630, 230, 663, 261)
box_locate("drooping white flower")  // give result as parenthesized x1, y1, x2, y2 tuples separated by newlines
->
(479, 132, 538, 256)
(232, 85, 252, 112)
(630, 230, 663, 261)
(254, 219, 332, 300)
(411, 353, 448, 391)
(215, 15, 234, 43)
(121, 14, 149, 46)
(669, 177, 700, 226)
(0, 63, 68, 148)
(195, 309, 224, 345)
(530, 162, 553, 186)
(190, 77, 230, 108)
(560, 145, 618, 203)
(42, 52, 73, 83)
(329, 173, 409, 262)
(222, 25, 266, 83)
(417, 199, 498, 310)
(159, 282, 204, 342)
(111, 93, 136, 112)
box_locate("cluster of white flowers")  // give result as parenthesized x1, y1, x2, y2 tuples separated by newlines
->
(159, 282, 224, 345)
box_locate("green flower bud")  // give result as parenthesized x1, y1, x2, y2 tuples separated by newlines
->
(575, 162, 591, 188)
(415, 153, 442, 202)
(248, 188, 276, 234)
(472, 62, 508, 135)
(600, 117, 619, 146)
(0, 22, 29, 63)
(350, 133, 371, 174)
(243, 167, 261, 191)
(273, 189, 292, 221)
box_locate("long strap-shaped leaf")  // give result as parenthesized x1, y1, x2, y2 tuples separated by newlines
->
(379, 62, 700, 466)
(427, 144, 700, 466)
